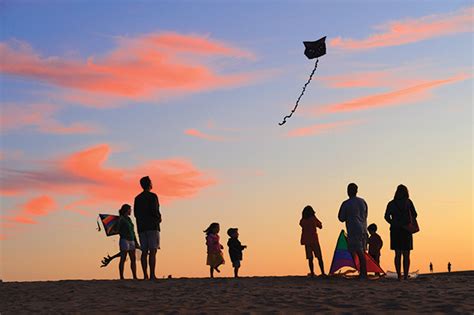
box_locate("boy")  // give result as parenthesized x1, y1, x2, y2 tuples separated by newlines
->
(367, 223, 383, 275)
(227, 228, 247, 278)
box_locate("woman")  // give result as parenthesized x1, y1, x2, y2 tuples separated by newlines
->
(384, 185, 418, 280)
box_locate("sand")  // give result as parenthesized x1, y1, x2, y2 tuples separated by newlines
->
(1, 271, 473, 313)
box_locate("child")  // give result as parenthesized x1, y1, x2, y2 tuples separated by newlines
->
(227, 228, 247, 278)
(367, 223, 383, 276)
(204, 222, 225, 278)
(300, 205, 325, 277)
(117, 204, 138, 280)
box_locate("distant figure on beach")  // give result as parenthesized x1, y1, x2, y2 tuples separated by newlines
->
(134, 176, 162, 280)
(384, 184, 418, 280)
(227, 228, 247, 278)
(448, 262, 451, 273)
(367, 223, 383, 276)
(117, 204, 138, 280)
(204, 222, 225, 278)
(338, 183, 368, 278)
(430, 262, 433, 273)
(300, 205, 326, 277)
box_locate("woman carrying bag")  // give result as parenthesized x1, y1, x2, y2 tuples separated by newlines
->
(385, 184, 419, 280)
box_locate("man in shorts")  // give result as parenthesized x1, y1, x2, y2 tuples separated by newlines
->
(134, 176, 161, 280)
(338, 183, 368, 278)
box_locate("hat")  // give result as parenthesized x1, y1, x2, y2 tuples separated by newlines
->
(227, 228, 238, 237)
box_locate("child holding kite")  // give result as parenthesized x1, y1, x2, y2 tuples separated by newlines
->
(300, 205, 326, 277)
(117, 204, 139, 280)
(204, 222, 225, 278)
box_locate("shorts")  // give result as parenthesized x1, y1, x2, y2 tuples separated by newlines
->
(139, 230, 160, 252)
(119, 239, 136, 251)
(207, 252, 225, 268)
(347, 234, 367, 252)
(232, 260, 241, 268)
(304, 243, 322, 260)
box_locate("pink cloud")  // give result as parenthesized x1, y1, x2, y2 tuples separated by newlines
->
(0, 144, 216, 216)
(184, 128, 228, 142)
(0, 103, 100, 134)
(287, 120, 364, 137)
(22, 195, 56, 216)
(319, 70, 393, 88)
(330, 6, 473, 50)
(310, 73, 470, 115)
(0, 32, 257, 106)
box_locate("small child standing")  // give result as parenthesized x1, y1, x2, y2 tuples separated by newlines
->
(117, 204, 138, 280)
(227, 228, 247, 278)
(204, 222, 225, 278)
(300, 205, 325, 277)
(367, 223, 383, 276)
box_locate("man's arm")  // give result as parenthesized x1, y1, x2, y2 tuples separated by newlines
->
(338, 202, 346, 222)
(153, 194, 162, 223)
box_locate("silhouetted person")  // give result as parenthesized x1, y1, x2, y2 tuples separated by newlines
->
(448, 262, 451, 273)
(117, 204, 138, 280)
(227, 228, 247, 278)
(430, 262, 433, 273)
(134, 176, 161, 280)
(367, 223, 383, 276)
(338, 183, 368, 278)
(300, 205, 325, 277)
(205, 223, 224, 278)
(384, 184, 418, 280)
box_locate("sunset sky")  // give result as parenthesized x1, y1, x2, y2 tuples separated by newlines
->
(1, 1, 472, 281)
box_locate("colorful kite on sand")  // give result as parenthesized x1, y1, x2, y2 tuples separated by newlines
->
(279, 36, 326, 126)
(329, 230, 385, 275)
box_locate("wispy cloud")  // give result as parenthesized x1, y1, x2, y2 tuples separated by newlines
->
(308, 72, 470, 115)
(287, 120, 364, 137)
(0, 144, 217, 226)
(330, 6, 473, 51)
(0, 103, 100, 134)
(0, 32, 258, 107)
(184, 128, 230, 142)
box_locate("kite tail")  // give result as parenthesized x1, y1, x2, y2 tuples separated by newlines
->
(97, 216, 101, 232)
(279, 59, 319, 126)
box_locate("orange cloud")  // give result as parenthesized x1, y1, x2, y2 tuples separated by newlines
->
(330, 6, 473, 50)
(0, 32, 256, 105)
(287, 120, 363, 137)
(0, 103, 100, 134)
(311, 73, 470, 115)
(184, 128, 228, 142)
(0, 144, 216, 216)
(22, 195, 56, 216)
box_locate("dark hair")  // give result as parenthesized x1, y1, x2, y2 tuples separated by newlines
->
(227, 228, 238, 237)
(204, 222, 219, 235)
(302, 205, 315, 219)
(368, 223, 377, 232)
(119, 204, 131, 216)
(140, 176, 152, 190)
(347, 183, 358, 197)
(394, 184, 409, 200)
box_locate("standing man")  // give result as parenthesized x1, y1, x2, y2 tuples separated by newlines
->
(338, 183, 368, 278)
(134, 176, 161, 280)
(430, 262, 433, 273)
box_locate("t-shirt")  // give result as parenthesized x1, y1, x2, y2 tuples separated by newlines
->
(206, 234, 222, 254)
(368, 233, 383, 256)
(227, 237, 245, 261)
(338, 196, 368, 237)
(134, 191, 161, 233)
(118, 215, 136, 241)
(299, 216, 322, 245)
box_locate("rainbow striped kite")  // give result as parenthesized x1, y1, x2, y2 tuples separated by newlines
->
(329, 230, 385, 275)
(97, 214, 120, 236)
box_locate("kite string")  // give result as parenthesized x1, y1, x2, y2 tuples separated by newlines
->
(279, 58, 319, 126)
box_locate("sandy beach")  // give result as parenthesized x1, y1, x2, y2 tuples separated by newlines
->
(1, 271, 473, 313)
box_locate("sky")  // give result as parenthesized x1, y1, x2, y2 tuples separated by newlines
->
(0, 1, 472, 281)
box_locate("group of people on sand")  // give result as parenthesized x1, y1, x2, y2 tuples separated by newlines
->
(109, 176, 418, 281)
(301, 183, 418, 280)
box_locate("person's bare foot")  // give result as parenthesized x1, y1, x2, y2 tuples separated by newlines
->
(215, 267, 220, 273)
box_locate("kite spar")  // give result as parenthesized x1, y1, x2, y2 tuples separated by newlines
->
(279, 36, 327, 126)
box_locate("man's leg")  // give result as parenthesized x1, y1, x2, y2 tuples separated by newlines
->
(402, 250, 410, 279)
(149, 248, 157, 280)
(141, 250, 149, 279)
(357, 249, 367, 278)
